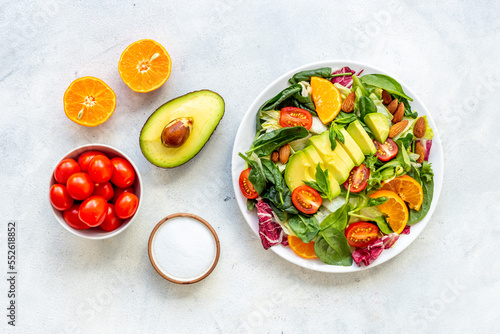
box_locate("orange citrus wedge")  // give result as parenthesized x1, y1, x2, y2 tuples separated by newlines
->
(287, 235, 318, 259)
(118, 39, 171, 93)
(380, 175, 423, 211)
(310, 76, 342, 124)
(63, 77, 116, 127)
(370, 190, 408, 234)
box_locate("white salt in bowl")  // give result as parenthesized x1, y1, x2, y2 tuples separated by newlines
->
(148, 213, 220, 284)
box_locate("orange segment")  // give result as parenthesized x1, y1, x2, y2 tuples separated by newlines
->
(287, 235, 318, 259)
(310, 76, 342, 124)
(370, 190, 408, 234)
(381, 175, 423, 211)
(118, 39, 171, 93)
(63, 77, 116, 127)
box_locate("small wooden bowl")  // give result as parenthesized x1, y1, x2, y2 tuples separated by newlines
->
(148, 213, 220, 284)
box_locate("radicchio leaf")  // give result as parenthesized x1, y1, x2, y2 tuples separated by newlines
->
(331, 67, 364, 88)
(255, 198, 288, 249)
(352, 233, 399, 266)
(402, 225, 411, 235)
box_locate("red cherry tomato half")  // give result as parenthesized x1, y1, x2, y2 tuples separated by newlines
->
(50, 184, 74, 211)
(54, 158, 81, 184)
(66, 172, 94, 200)
(345, 222, 379, 248)
(344, 164, 370, 193)
(63, 204, 90, 230)
(100, 203, 123, 232)
(114, 193, 139, 219)
(291, 185, 322, 215)
(88, 155, 113, 183)
(374, 138, 398, 162)
(92, 182, 114, 201)
(78, 196, 108, 227)
(279, 107, 313, 130)
(111, 186, 134, 204)
(239, 168, 258, 199)
(110, 157, 136, 188)
(78, 151, 106, 173)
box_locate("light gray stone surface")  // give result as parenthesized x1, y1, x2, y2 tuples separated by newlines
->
(1, 0, 499, 333)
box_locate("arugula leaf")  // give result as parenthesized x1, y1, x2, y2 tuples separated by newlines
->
(289, 214, 320, 243)
(314, 227, 353, 266)
(360, 74, 413, 101)
(303, 164, 335, 201)
(238, 153, 267, 194)
(320, 203, 350, 231)
(248, 126, 309, 157)
(359, 95, 377, 120)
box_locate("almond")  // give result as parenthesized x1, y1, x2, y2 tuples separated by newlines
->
(382, 90, 392, 105)
(413, 117, 426, 138)
(279, 144, 290, 164)
(389, 120, 409, 138)
(271, 151, 279, 163)
(415, 141, 425, 163)
(341, 91, 356, 113)
(392, 102, 404, 123)
(387, 98, 399, 114)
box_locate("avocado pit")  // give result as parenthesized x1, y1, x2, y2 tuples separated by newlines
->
(161, 117, 193, 148)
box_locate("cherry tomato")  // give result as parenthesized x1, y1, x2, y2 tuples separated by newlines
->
(111, 186, 134, 204)
(54, 158, 81, 184)
(374, 138, 398, 162)
(92, 182, 114, 201)
(110, 157, 136, 188)
(66, 172, 94, 200)
(88, 155, 113, 183)
(63, 204, 90, 230)
(100, 203, 123, 232)
(345, 222, 379, 248)
(78, 151, 106, 173)
(279, 107, 313, 130)
(239, 168, 258, 199)
(344, 164, 370, 193)
(291, 185, 322, 214)
(114, 193, 139, 219)
(78, 196, 107, 227)
(50, 184, 74, 211)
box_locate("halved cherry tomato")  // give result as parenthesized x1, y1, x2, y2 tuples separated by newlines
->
(345, 222, 379, 248)
(78, 151, 106, 173)
(374, 138, 398, 162)
(78, 196, 107, 227)
(88, 155, 113, 183)
(110, 157, 136, 188)
(279, 107, 313, 130)
(50, 184, 74, 211)
(239, 168, 258, 199)
(344, 164, 370, 193)
(63, 204, 90, 230)
(100, 203, 123, 232)
(291, 185, 322, 214)
(114, 193, 139, 219)
(111, 186, 134, 204)
(92, 182, 114, 201)
(66, 172, 94, 200)
(54, 158, 81, 184)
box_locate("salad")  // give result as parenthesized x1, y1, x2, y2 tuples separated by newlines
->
(238, 66, 435, 267)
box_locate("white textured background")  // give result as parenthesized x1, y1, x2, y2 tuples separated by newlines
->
(1, 0, 499, 333)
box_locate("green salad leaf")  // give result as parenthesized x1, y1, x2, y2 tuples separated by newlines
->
(289, 214, 320, 243)
(303, 164, 336, 201)
(360, 74, 413, 101)
(248, 126, 309, 157)
(289, 67, 332, 84)
(238, 153, 267, 194)
(314, 227, 353, 266)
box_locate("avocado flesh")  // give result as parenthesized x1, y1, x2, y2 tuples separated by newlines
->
(306, 132, 350, 184)
(338, 128, 365, 166)
(364, 113, 390, 144)
(284, 151, 314, 191)
(302, 146, 341, 198)
(347, 120, 376, 155)
(140, 90, 225, 168)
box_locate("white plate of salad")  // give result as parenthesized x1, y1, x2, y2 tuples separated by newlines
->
(232, 60, 443, 272)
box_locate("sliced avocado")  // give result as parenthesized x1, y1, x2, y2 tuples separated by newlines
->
(339, 128, 364, 166)
(302, 146, 340, 198)
(140, 90, 225, 168)
(364, 113, 390, 144)
(307, 132, 350, 184)
(347, 120, 376, 155)
(333, 142, 355, 171)
(326, 172, 341, 198)
(284, 151, 313, 191)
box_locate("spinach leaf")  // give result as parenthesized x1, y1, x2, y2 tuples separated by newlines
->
(303, 164, 335, 201)
(248, 126, 309, 157)
(334, 112, 357, 125)
(321, 203, 350, 231)
(399, 97, 418, 118)
(268, 202, 286, 221)
(289, 214, 320, 243)
(352, 75, 369, 96)
(328, 124, 345, 151)
(247, 199, 256, 211)
(372, 215, 393, 234)
(397, 133, 414, 149)
(238, 153, 267, 194)
(256, 84, 302, 132)
(360, 74, 413, 101)
(293, 91, 316, 112)
(292, 99, 317, 116)
(261, 159, 283, 193)
(262, 180, 298, 215)
(359, 96, 377, 120)
(314, 228, 353, 266)
(288, 67, 332, 84)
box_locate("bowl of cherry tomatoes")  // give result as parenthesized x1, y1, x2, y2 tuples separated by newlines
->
(49, 144, 143, 239)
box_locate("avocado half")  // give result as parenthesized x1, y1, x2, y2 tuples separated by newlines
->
(140, 90, 225, 168)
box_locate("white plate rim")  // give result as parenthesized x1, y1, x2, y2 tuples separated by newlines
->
(231, 60, 444, 273)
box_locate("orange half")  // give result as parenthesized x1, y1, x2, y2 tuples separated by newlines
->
(310, 76, 342, 124)
(63, 77, 116, 127)
(370, 190, 409, 234)
(288, 235, 318, 259)
(381, 175, 423, 211)
(118, 39, 172, 93)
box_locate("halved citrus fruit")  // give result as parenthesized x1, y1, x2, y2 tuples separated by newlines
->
(380, 175, 423, 211)
(310, 76, 342, 124)
(288, 235, 318, 259)
(63, 77, 116, 127)
(370, 190, 408, 234)
(118, 39, 171, 93)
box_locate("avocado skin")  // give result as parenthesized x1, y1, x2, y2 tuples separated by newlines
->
(139, 90, 225, 168)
